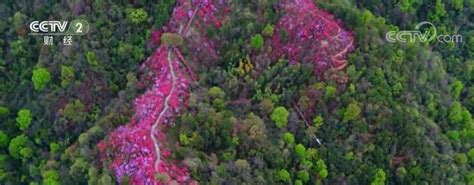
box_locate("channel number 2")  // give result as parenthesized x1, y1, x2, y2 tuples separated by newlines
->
(74, 22, 83, 33)
(67, 20, 88, 35)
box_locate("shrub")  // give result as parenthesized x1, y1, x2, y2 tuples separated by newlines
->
(251, 34, 264, 49)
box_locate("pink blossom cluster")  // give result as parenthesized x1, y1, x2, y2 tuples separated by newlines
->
(151, 0, 232, 62)
(98, 46, 191, 184)
(270, 0, 354, 75)
(99, 0, 233, 184)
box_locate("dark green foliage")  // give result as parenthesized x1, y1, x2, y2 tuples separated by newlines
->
(61, 65, 75, 87)
(0, 131, 9, 147)
(0, 106, 10, 116)
(61, 99, 86, 123)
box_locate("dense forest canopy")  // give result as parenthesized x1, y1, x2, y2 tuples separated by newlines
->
(0, 0, 473, 184)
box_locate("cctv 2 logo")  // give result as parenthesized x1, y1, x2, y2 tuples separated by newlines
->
(29, 19, 89, 35)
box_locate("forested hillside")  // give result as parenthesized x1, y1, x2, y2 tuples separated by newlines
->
(0, 0, 473, 184)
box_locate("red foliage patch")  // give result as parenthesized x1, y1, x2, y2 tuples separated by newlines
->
(270, 0, 354, 75)
(99, 46, 190, 184)
(99, 0, 232, 184)
(98, 0, 354, 184)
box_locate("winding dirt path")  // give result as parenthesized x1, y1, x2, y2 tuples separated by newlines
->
(151, 48, 177, 170)
(150, 2, 201, 173)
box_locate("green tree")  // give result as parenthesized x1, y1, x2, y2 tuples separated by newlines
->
(452, 0, 464, 10)
(283, 132, 295, 144)
(10, 39, 26, 57)
(449, 102, 464, 125)
(262, 24, 274, 37)
(313, 116, 324, 128)
(16, 109, 32, 131)
(69, 158, 89, 180)
(49, 143, 60, 153)
(99, 172, 113, 184)
(361, 10, 373, 24)
(319, 169, 328, 179)
(324, 85, 337, 99)
(344, 102, 361, 122)
(179, 133, 190, 146)
(88, 167, 99, 185)
(468, 148, 474, 164)
(251, 34, 264, 49)
(235, 159, 250, 173)
(8, 134, 29, 159)
(0, 131, 8, 147)
(396, 167, 407, 178)
(128, 8, 148, 24)
(61, 65, 75, 86)
(19, 147, 32, 159)
(32, 68, 51, 91)
(297, 170, 310, 182)
(298, 96, 310, 111)
(276, 169, 290, 182)
(271, 106, 289, 128)
(371, 169, 386, 185)
(455, 153, 468, 166)
(208, 86, 225, 99)
(61, 99, 86, 122)
(427, 0, 446, 22)
(259, 98, 274, 115)
(86, 51, 99, 66)
(451, 80, 464, 99)
(42, 170, 60, 185)
(306, 148, 318, 160)
(295, 144, 306, 159)
(78, 133, 90, 146)
(13, 12, 26, 29)
(295, 180, 303, 185)
(399, 0, 416, 12)
(0, 106, 9, 116)
(447, 130, 460, 142)
(240, 113, 268, 150)
(316, 159, 327, 171)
